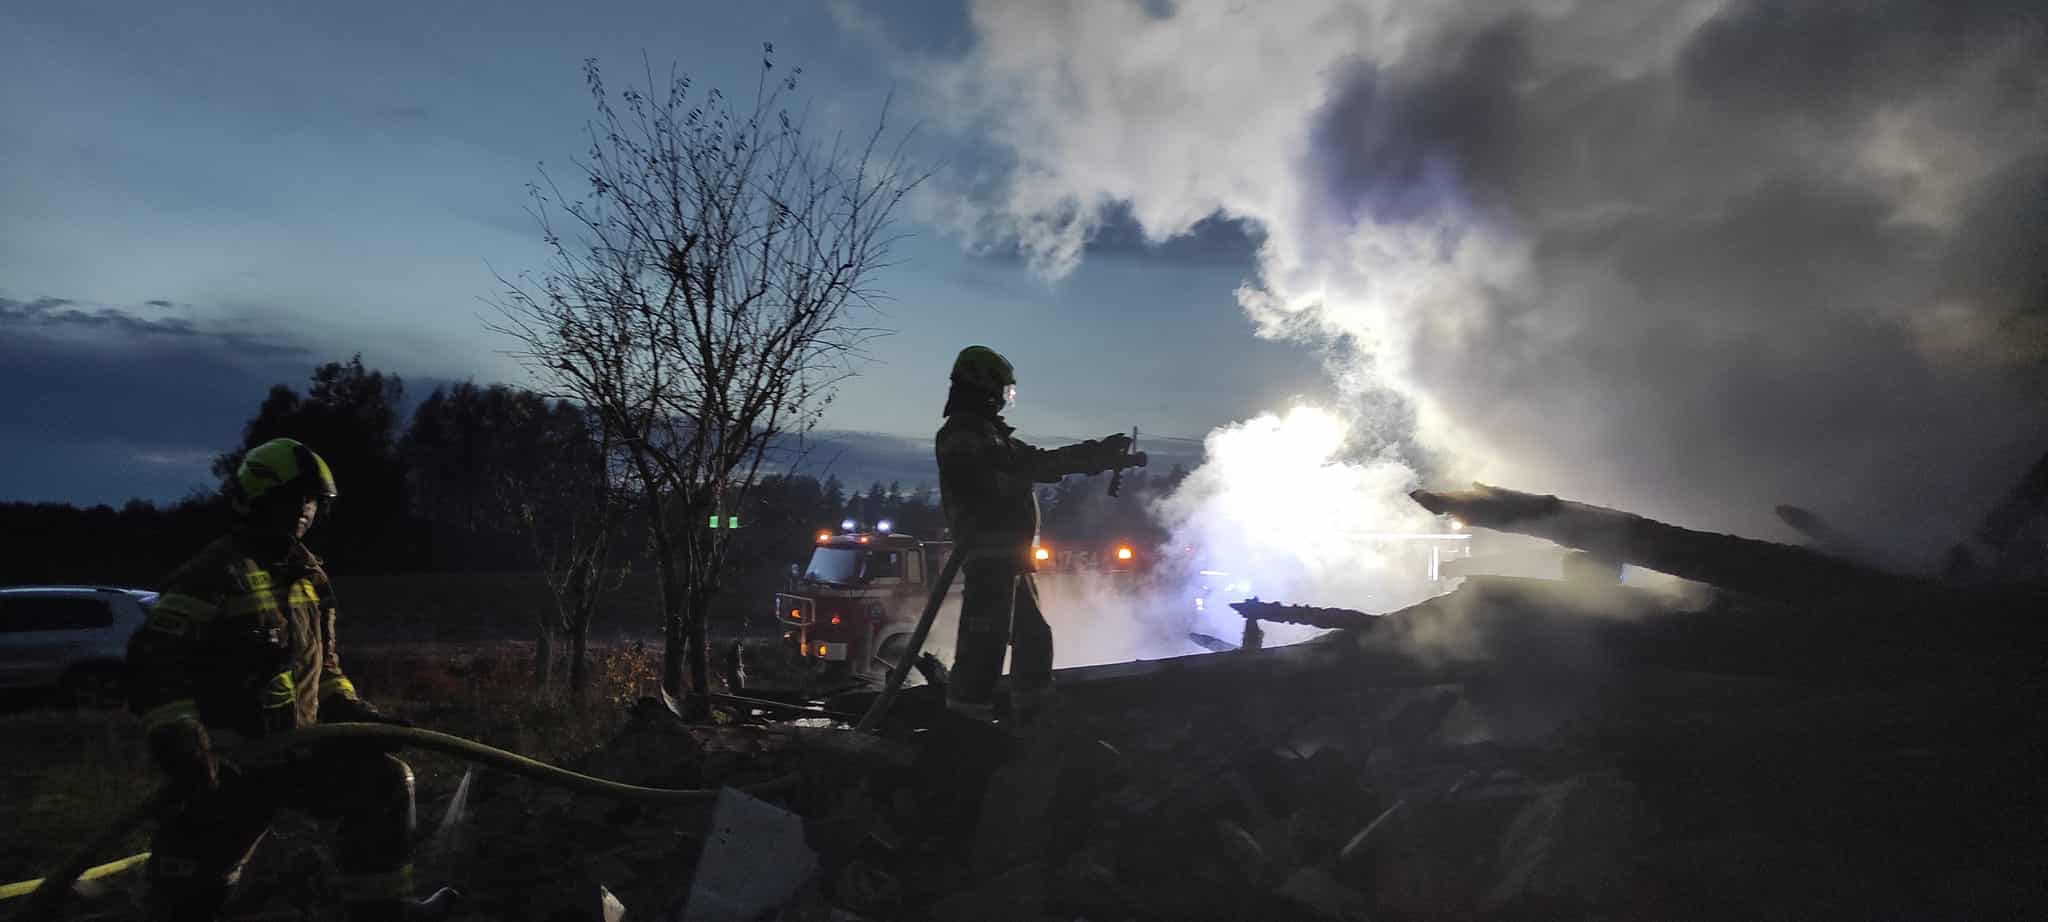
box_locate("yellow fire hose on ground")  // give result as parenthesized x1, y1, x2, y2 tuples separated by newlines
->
(2, 722, 800, 918)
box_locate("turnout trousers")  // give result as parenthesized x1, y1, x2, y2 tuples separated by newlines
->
(146, 745, 416, 922)
(948, 552, 1054, 720)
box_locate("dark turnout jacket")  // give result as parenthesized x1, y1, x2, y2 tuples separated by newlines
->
(128, 531, 361, 738)
(935, 411, 1122, 555)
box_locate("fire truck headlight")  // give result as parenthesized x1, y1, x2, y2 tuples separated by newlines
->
(1449, 518, 1465, 531)
(1116, 546, 1134, 561)
(816, 531, 830, 543)
(877, 519, 892, 533)
(1034, 547, 1050, 562)
(841, 518, 857, 532)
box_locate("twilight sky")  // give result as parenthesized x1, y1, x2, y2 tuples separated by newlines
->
(0, 0, 1313, 503)
(4, 0, 2044, 564)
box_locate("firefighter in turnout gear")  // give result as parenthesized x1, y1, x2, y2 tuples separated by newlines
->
(936, 346, 1145, 725)
(127, 438, 455, 921)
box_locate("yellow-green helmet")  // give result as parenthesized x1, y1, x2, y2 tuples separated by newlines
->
(230, 438, 337, 513)
(950, 345, 1016, 392)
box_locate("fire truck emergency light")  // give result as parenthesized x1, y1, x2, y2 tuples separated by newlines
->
(816, 531, 830, 543)
(1116, 546, 1134, 560)
(877, 520, 893, 533)
(841, 518, 857, 532)
(1034, 547, 1051, 562)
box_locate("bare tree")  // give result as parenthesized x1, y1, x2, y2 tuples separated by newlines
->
(498, 401, 627, 699)
(497, 48, 921, 715)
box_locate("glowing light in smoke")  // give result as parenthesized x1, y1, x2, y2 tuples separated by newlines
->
(1156, 405, 1440, 615)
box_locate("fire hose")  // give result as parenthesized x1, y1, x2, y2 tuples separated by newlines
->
(4, 722, 799, 917)
(857, 437, 1149, 733)
(856, 549, 964, 732)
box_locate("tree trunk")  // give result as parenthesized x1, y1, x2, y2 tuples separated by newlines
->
(684, 587, 713, 720)
(651, 525, 686, 698)
(559, 564, 586, 699)
(636, 460, 687, 700)
(534, 617, 555, 689)
(569, 611, 592, 702)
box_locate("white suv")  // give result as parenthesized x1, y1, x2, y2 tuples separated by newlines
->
(0, 586, 157, 707)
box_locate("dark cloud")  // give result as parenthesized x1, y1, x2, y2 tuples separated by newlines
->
(973, 202, 1262, 269)
(0, 296, 322, 503)
(783, 430, 938, 490)
(0, 296, 312, 358)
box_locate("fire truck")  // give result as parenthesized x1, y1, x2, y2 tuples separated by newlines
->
(777, 526, 958, 680)
(776, 525, 1151, 680)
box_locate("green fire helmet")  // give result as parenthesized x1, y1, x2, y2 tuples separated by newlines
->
(230, 438, 338, 514)
(950, 345, 1016, 393)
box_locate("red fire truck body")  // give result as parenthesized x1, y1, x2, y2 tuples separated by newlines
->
(776, 531, 1150, 679)
(777, 532, 958, 678)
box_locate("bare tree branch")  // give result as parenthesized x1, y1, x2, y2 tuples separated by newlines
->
(492, 50, 928, 711)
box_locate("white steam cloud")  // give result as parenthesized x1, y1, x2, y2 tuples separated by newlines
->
(895, 0, 2048, 580)
(1156, 406, 1441, 610)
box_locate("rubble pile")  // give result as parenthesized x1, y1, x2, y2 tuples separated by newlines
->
(418, 481, 2041, 920)
(29, 479, 2043, 920)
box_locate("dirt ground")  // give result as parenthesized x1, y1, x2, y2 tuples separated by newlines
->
(0, 638, 674, 888)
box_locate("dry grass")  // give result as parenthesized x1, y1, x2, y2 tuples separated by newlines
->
(0, 708, 155, 885)
(0, 641, 663, 887)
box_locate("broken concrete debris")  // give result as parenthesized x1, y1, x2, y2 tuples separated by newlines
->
(683, 789, 819, 922)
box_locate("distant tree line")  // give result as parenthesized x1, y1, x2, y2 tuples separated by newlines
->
(0, 355, 1179, 692)
(0, 354, 1183, 589)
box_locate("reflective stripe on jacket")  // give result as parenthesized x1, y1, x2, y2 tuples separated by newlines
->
(129, 532, 360, 737)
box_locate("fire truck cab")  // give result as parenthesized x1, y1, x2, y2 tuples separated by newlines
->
(777, 530, 959, 679)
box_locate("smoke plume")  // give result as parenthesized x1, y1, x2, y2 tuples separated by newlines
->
(912, 0, 2048, 569)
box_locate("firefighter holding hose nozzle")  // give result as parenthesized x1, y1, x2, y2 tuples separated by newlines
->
(126, 438, 455, 921)
(936, 346, 1146, 727)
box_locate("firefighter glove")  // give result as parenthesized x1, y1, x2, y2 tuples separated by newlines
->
(147, 719, 218, 796)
